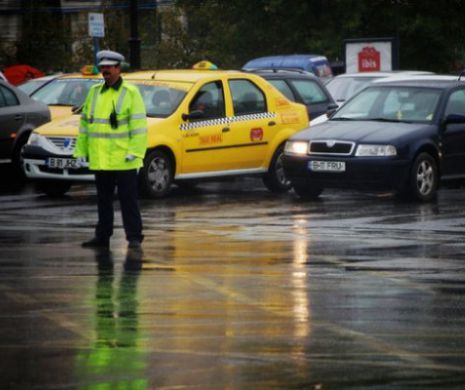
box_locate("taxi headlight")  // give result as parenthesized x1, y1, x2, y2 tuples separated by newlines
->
(284, 140, 309, 155)
(355, 144, 397, 157)
(27, 133, 47, 147)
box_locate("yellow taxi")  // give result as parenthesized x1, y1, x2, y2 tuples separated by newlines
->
(22, 68, 309, 197)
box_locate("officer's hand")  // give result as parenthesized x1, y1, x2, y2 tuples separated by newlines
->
(125, 154, 135, 162)
(76, 157, 87, 168)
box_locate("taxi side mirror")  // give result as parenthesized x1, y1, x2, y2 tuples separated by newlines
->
(72, 104, 83, 114)
(182, 110, 204, 121)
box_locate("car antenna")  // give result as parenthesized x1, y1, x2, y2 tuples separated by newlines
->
(458, 69, 465, 81)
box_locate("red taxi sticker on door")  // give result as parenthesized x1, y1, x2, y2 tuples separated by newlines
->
(250, 128, 263, 141)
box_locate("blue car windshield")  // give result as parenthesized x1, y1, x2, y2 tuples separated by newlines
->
(333, 86, 442, 123)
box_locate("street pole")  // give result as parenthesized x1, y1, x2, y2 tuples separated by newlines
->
(129, 0, 141, 70)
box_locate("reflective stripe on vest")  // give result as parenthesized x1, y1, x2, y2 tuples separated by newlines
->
(116, 87, 127, 113)
(87, 127, 147, 138)
(88, 85, 102, 123)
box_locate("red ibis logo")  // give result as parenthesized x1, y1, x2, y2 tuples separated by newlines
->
(358, 46, 380, 72)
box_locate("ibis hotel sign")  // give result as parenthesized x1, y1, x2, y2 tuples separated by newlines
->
(344, 37, 398, 73)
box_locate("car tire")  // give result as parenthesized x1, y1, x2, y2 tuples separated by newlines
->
(12, 133, 30, 178)
(35, 180, 72, 197)
(400, 152, 438, 202)
(263, 145, 291, 193)
(292, 183, 323, 200)
(139, 149, 173, 198)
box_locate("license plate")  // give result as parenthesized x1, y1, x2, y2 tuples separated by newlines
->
(47, 157, 79, 169)
(309, 160, 346, 172)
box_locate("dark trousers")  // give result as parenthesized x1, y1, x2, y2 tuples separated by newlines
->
(94, 170, 143, 243)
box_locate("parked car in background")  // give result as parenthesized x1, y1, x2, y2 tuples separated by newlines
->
(243, 54, 333, 79)
(248, 69, 338, 122)
(325, 71, 434, 105)
(310, 70, 436, 126)
(17, 74, 61, 96)
(29, 72, 102, 119)
(283, 78, 465, 202)
(0, 79, 50, 172)
(22, 69, 309, 197)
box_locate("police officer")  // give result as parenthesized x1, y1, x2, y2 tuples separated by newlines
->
(74, 50, 148, 249)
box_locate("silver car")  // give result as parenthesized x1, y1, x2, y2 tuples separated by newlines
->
(0, 80, 50, 172)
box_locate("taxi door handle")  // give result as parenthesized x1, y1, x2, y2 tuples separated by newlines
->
(222, 127, 230, 132)
(268, 121, 276, 126)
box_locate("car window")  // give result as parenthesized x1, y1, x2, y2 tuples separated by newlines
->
(31, 79, 100, 106)
(290, 79, 328, 104)
(444, 89, 465, 117)
(17, 79, 48, 95)
(267, 79, 295, 101)
(334, 86, 441, 123)
(326, 77, 378, 102)
(383, 89, 440, 121)
(0, 85, 19, 107)
(189, 81, 225, 120)
(229, 79, 266, 116)
(136, 84, 187, 118)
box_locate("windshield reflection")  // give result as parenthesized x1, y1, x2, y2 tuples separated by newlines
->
(333, 86, 442, 123)
(32, 79, 100, 106)
(136, 84, 186, 118)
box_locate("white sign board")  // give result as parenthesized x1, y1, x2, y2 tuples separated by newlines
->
(88, 13, 105, 38)
(345, 41, 392, 73)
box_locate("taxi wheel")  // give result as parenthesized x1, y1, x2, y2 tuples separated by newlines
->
(263, 146, 291, 193)
(293, 182, 323, 200)
(35, 180, 72, 197)
(399, 152, 438, 202)
(139, 149, 173, 198)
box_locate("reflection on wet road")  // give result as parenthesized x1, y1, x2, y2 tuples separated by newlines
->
(0, 178, 465, 388)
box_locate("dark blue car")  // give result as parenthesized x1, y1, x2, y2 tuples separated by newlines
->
(283, 79, 465, 201)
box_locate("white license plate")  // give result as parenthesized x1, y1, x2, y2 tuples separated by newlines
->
(309, 160, 346, 172)
(47, 157, 79, 169)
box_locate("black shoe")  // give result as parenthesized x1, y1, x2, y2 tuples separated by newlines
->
(82, 237, 109, 249)
(128, 240, 141, 249)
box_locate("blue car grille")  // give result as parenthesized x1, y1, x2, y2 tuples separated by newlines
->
(309, 140, 355, 155)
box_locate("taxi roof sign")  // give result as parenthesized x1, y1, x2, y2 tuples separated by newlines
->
(192, 60, 218, 70)
(81, 65, 99, 75)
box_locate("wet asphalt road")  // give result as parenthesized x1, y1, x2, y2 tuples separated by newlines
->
(1, 168, 465, 389)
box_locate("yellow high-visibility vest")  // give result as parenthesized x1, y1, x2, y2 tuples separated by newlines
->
(74, 80, 147, 170)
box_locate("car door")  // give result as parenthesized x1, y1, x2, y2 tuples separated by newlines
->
(441, 88, 465, 178)
(180, 80, 230, 173)
(226, 78, 275, 169)
(0, 84, 24, 161)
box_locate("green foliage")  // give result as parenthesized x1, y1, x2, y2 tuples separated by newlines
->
(7, 0, 465, 74)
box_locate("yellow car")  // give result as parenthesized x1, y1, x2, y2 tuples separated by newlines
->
(22, 69, 309, 197)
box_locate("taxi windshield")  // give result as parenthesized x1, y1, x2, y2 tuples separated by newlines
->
(333, 86, 442, 123)
(31, 78, 101, 106)
(135, 84, 187, 118)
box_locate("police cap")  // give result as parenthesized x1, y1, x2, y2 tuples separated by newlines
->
(97, 50, 125, 66)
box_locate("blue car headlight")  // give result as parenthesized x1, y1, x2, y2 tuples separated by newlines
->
(355, 144, 397, 157)
(284, 140, 309, 155)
